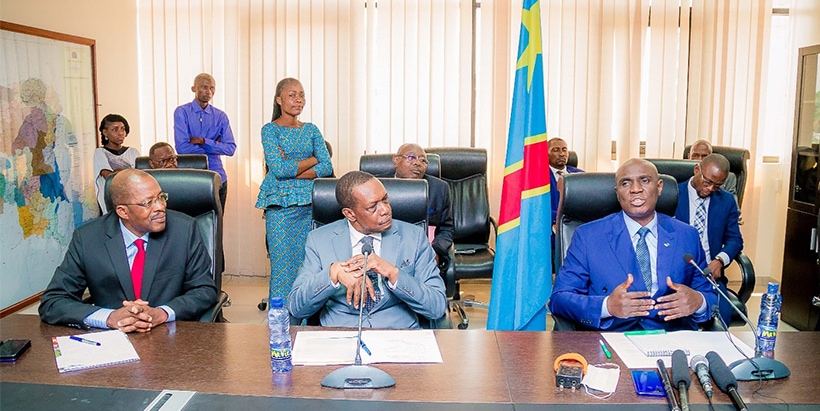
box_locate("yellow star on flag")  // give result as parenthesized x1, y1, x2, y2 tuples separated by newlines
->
(515, 1, 542, 91)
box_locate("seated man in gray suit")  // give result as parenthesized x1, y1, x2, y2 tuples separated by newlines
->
(39, 169, 217, 333)
(288, 171, 447, 328)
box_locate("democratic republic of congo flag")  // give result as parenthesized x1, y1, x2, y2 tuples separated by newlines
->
(486, 0, 551, 331)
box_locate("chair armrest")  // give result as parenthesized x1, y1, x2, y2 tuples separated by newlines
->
(420, 315, 452, 329)
(442, 245, 456, 298)
(733, 252, 756, 304)
(551, 313, 578, 331)
(198, 291, 229, 322)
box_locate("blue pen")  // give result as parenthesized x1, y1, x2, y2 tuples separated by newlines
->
(70, 335, 101, 346)
(360, 340, 372, 356)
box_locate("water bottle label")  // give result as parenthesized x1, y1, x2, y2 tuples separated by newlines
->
(271, 348, 292, 361)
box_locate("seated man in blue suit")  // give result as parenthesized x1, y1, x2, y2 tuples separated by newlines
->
(39, 169, 217, 332)
(674, 153, 742, 325)
(549, 159, 717, 331)
(288, 171, 447, 328)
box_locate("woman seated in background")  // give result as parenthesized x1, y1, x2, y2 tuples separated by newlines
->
(256, 78, 333, 303)
(93, 113, 139, 214)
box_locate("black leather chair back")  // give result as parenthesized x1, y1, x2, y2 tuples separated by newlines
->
(135, 154, 209, 170)
(426, 147, 492, 245)
(556, 172, 678, 266)
(104, 169, 224, 291)
(646, 159, 699, 184)
(683, 145, 750, 207)
(359, 153, 441, 178)
(568, 150, 579, 169)
(311, 177, 429, 230)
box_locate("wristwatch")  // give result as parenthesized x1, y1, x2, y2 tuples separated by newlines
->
(713, 255, 727, 267)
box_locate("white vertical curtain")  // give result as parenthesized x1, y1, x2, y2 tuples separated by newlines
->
(136, 0, 771, 277)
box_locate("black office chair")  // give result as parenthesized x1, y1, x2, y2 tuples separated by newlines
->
(425, 147, 496, 329)
(135, 154, 209, 170)
(298, 177, 449, 328)
(682, 145, 750, 208)
(359, 153, 441, 178)
(104, 169, 230, 322)
(552, 172, 679, 330)
(647, 158, 756, 327)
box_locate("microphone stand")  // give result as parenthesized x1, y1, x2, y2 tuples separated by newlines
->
(691, 260, 790, 381)
(322, 247, 396, 389)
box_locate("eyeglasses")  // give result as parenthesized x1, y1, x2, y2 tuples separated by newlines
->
(121, 192, 169, 208)
(153, 155, 178, 167)
(398, 154, 429, 165)
(698, 169, 724, 189)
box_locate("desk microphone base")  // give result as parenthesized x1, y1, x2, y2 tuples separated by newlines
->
(729, 356, 790, 381)
(321, 365, 396, 389)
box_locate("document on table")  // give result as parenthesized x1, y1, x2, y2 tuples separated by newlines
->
(291, 330, 443, 366)
(601, 331, 754, 369)
(52, 330, 140, 373)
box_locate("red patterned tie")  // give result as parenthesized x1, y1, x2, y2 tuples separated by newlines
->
(131, 239, 145, 299)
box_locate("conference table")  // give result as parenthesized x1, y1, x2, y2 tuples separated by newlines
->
(1, 314, 818, 410)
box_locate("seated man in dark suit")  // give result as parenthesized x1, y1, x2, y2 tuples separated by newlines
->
(548, 137, 584, 227)
(148, 142, 179, 169)
(548, 159, 717, 331)
(390, 143, 454, 270)
(288, 171, 447, 328)
(39, 169, 217, 332)
(674, 153, 742, 325)
(688, 139, 737, 199)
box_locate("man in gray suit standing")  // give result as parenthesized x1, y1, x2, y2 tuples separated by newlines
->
(288, 171, 447, 328)
(39, 169, 217, 332)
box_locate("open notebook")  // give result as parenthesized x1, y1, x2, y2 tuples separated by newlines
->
(52, 330, 140, 373)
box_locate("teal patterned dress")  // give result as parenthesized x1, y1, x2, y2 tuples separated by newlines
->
(255, 122, 332, 301)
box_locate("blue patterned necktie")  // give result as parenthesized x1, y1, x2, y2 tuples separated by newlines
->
(693, 198, 711, 260)
(360, 236, 381, 312)
(636, 227, 652, 291)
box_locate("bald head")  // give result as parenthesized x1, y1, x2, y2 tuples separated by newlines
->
(689, 140, 713, 161)
(615, 158, 662, 226)
(393, 143, 429, 179)
(110, 169, 156, 206)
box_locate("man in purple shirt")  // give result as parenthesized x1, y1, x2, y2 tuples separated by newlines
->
(174, 73, 236, 210)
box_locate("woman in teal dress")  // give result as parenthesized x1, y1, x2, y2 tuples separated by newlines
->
(256, 78, 333, 302)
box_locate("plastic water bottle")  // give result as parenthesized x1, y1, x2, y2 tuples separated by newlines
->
(268, 297, 293, 373)
(756, 282, 782, 357)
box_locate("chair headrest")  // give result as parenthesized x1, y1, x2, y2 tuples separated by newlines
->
(135, 154, 209, 170)
(359, 153, 441, 178)
(104, 169, 222, 217)
(682, 145, 749, 175)
(646, 159, 699, 184)
(560, 172, 679, 223)
(312, 178, 429, 227)
(425, 147, 487, 180)
(568, 151, 578, 168)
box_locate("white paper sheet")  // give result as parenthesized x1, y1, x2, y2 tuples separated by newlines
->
(291, 329, 443, 366)
(602, 331, 755, 369)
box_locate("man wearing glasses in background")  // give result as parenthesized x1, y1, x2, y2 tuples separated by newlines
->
(148, 142, 179, 169)
(391, 144, 454, 272)
(39, 169, 217, 332)
(674, 153, 743, 326)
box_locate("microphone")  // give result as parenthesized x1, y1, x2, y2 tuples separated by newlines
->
(689, 354, 713, 399)
(682, 253, 712, 278)
(671, 350, 690, 411)
(656, 359, 681, 411)
(682, 254, 790, 381)
(322, 237, 395, 389)
(706, 351, 748, 411)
